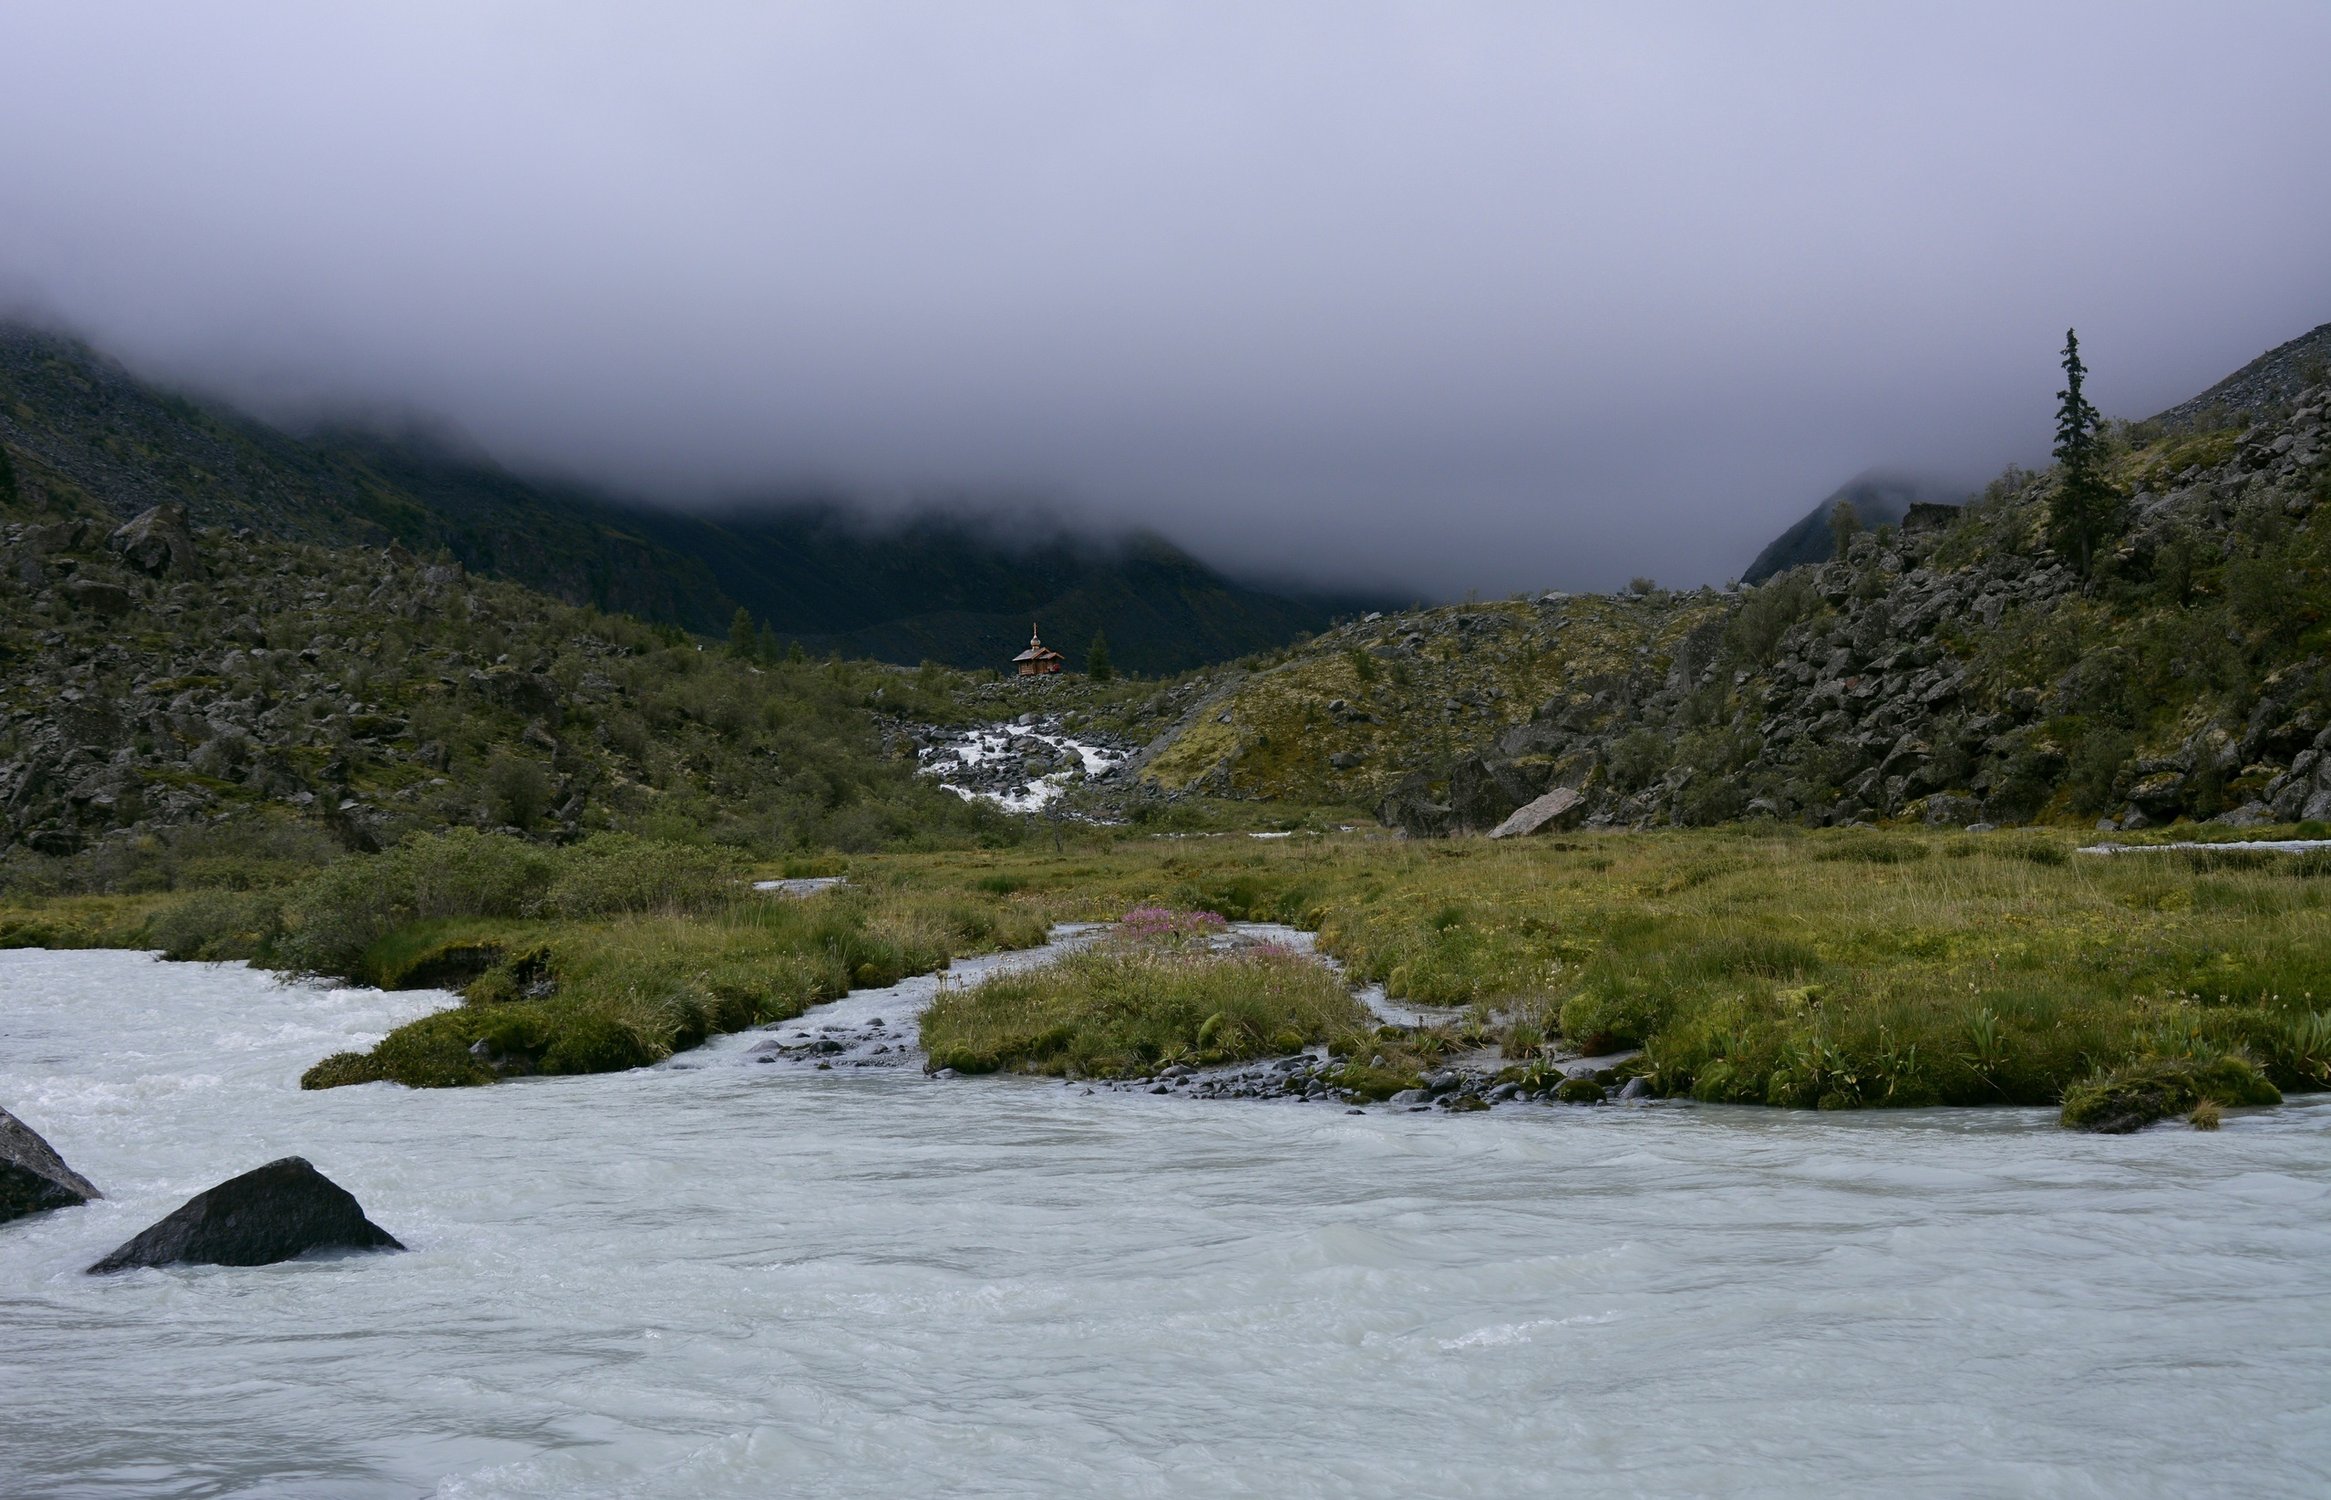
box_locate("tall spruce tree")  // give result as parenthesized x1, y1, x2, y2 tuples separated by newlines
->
(0, 442, 16, 506)
(1085, 629, 1114, 682)
(2048, 328, 2120, 576)
(728, 606, 758, 658)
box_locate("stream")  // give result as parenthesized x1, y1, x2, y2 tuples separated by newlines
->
(3, 946, 2328, 1497)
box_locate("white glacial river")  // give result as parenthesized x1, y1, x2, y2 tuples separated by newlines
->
(4, 946, 2329, 1498)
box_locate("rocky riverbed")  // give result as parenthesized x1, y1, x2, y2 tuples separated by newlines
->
(912, 716, 1134, 811)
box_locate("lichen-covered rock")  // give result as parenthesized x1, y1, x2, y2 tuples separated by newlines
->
(107, 502, 201, 578)
(86, 1156, 401, 1273)
(1487, 786, 1584, 839)
(0, 1105, 102, 1224)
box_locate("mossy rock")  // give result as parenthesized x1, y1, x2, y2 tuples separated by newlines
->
(371, 1025, 494, 1088)
(1329, 1061, 1422, 1101)
(300, 1051, 386, 1090)
(539, 1016, 652, 1076)
(2060, 1054, 2280, 1133)
(1554, 1074, 1606, 1104)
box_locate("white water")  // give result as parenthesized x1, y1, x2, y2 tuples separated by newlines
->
(919, 724, 1124, 812)
(5, 949, 2330, 1498)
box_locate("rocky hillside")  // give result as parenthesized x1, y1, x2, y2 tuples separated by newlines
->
(0, 497, 1018, 888)
(2151, 321, 2331, 431)
(0, 324, 1382, 675)
(1140, 358, 2331, 836)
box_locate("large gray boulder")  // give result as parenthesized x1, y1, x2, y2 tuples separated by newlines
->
(86, 1156, 401, 1273)
(0, 1106, 102, 1224)
(1487, 786, 1585, 839)
(107, 502, 200, 578)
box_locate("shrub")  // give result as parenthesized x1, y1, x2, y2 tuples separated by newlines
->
(146, 888, 284, 961)
(1558, 983, 1670, 1054)
(1726, 572, 1819, 665)
(1606, 731, 1667, 792)
(540, 834, 742, 918)
(483, 752, 554, 828)
(275, 830, 555, 978)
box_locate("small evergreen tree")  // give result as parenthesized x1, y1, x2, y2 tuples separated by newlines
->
(728, 606, 758, 658)
(0, 442, 16, 506)
(2048, 327, 2121, 576)
(1085, 630, 1113, 682)
(1828, 498, 1861, 560)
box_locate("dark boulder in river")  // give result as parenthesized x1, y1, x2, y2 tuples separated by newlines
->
(0, 1105, 102, 1224)
(86, 1156, 402, 1273)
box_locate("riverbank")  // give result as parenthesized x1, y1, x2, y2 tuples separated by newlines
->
(2, 823, 2324, 1128)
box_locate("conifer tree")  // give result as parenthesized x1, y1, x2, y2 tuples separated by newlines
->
(728, 606, 757, 657)
(0, 442, 16, 506)
(1827, 498, 1861, 560)
(2048, 328, 2120, 576)
(1085, 629, 1113, 682)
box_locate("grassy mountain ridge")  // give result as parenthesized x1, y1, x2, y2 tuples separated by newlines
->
(0, 323, 1381, 674)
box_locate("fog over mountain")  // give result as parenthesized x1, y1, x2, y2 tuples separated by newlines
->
(2, 3, 2326, 597)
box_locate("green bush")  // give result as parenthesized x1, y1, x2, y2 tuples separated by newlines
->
(541, 833, 742, 918)
(275, 830, 556, 977)
(146, 888, 284, 961)
(1557, 984, 1670, 1053)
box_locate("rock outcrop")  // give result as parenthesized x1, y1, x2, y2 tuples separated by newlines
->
(0, 1106, 102, 1223)
(86, 1156, 402, 1273)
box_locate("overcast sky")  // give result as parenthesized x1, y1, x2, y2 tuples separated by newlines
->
(3, 3, 2326, 596)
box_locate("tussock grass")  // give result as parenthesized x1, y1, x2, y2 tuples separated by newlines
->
(922, 921, 1367, 1078)
(2060, 1053, 2279, 1133)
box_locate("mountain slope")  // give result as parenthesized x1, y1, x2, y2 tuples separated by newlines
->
(1142, 332, 2331, 835)
(0, 324, 1384, 674)
(0, 498, 1021, 874)
(2150, 321, 2331, 431)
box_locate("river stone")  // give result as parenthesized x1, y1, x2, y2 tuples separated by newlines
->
(0, 1105, 102, 1224)
(86, 1156, 402, 1273)
(1486, 786, 1584, 839)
